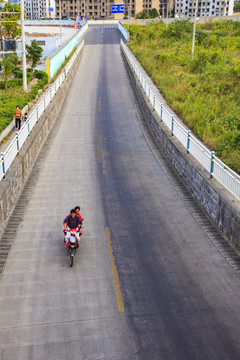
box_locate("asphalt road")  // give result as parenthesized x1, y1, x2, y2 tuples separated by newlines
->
(1, 25, 240, 360)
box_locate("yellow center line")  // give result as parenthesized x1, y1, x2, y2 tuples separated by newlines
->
(106, 227, 125, 312)
(98, 135, 102, 163)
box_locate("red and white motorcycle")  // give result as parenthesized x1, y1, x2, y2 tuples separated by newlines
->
(64, 226, 83, 267)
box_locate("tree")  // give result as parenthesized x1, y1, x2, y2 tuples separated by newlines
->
(234, 1, 240, 12)
(1, 3, 21, 39)
(26, 40, 43, 71)
(150, 8, 159, 18)
(2, 54, 17, 88)
(136, 10, 151, 19)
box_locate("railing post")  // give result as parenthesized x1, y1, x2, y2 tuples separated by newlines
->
(16, 132, 19, 151)
(144, 80, 147, 92)
(210, 151, 215, 179)
(160, 104, 163, 121)
(36, 106, 39, 121)
(1, 153, 6, 179)
(187, 130, 191, 154)
(55, 82, 57, 93)
(50, 89, 52, 101)
(153, 95, 156, 109)
(44, 96, 46, 109)
(27, 119, 30, 137)
(148, 87, 151, 99)
(171, 115, 174, 136)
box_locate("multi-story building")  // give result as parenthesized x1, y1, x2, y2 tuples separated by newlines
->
(175, 0, 234, 18)
(55, 0, 161, 20)
(24, 0, 56, 19)
(55, 0, 119, 20)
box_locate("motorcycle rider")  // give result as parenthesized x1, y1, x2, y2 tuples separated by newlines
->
(63, 209, 82, 246)
(75, 206, 84, 222)
(75, 206, 84, 236)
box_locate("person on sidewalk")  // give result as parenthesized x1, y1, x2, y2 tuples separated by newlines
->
(14, 105, 22, 131)
(23, 112, 28, 122)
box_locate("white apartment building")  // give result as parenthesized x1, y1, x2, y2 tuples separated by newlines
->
(175, 0, 234, 18)
(24, 0, 55, 19)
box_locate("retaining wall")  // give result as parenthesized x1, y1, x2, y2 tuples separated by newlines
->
(122, 48, 240, 255)
(0, 46, 84, 236)
(121, 14, 240, 25)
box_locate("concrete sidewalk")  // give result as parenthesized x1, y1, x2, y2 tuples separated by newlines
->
(0, 26, 80, 153)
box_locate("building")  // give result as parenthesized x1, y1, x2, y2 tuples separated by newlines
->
(175, 0, 234, 18)
(24, 0, 56, 19)
(160, 0, 174, 17)
(55, 0, 161, 20)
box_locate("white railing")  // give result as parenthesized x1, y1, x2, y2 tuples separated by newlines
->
(121, 39, 240, 201)
(0, 40, 85, 182)
(118, 22, 129, 42)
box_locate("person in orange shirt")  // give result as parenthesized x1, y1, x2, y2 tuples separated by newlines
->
(75, 206, 84, 222)
(14, 105, 22, 131)
(75, 206, 84, 236)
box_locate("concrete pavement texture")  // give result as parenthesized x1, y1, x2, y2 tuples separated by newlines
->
(1, 25, 240, 359)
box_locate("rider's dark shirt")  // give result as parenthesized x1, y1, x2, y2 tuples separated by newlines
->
(64, 214, 82, 228)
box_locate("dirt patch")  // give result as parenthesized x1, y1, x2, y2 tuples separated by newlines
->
(25, 32, 59, 37)
(27, 78, 38, 93)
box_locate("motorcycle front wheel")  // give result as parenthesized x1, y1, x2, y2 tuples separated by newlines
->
(70, 255, 74, 267)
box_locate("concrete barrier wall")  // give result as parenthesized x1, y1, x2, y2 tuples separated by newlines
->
(122, 48, 240, 255)
(45, 24, 88, 81)
(0, 46, 84, 237)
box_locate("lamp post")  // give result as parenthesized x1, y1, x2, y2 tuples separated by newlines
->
(128, 5, 130, 29)
(191, 0, 199, 57)
(59, 0, 62, 44)
(20, 0, 27, 91)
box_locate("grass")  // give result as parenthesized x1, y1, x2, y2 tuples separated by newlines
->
(127, 20, 240, 173)
(0, 70, 48, 134)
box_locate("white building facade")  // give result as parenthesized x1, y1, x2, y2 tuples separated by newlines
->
(24, 0, 55, 19)
(175, 0, 234, 18)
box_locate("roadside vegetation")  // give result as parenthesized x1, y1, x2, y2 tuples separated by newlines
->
(136, 8, 159, 19)
(127, 20, 240, 173)
(234, 1, 240, 12)
(0, 69, 48, 133)
(0, 0, 47, 135)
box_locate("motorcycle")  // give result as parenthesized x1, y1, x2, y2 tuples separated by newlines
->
(64, 225, 84, 267)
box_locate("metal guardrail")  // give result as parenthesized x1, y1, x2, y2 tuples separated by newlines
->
(0, 40, 85, 182)
(121, 39, 240, 201)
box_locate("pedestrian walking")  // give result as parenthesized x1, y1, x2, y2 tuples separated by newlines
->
(23, 112, 28, 122)
(14, 105, 22, 131)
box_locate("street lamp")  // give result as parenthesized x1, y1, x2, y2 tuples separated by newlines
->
(59, 0, 62, 44)
(20, 0, 27, 91)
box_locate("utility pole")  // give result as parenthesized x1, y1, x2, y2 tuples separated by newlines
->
(191, 0, 199, 57)
(128, 5, 130, 30)
(0, 15, 2, 51)
(59, 0, 62, 44)
(20, 0, 27, 91)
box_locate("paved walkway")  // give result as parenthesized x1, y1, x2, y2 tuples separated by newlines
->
(0, 26, 80, 153)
